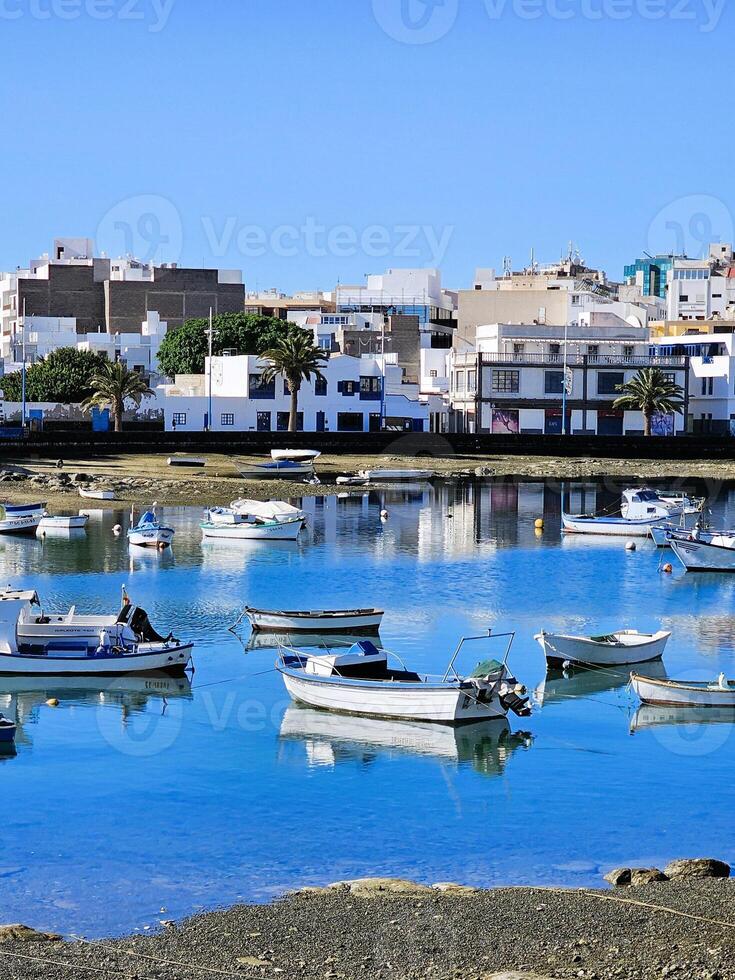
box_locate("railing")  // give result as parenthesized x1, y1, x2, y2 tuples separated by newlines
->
(477, 353, 688, 368)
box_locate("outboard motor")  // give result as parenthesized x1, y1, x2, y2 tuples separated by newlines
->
(499, 678, 532, 717)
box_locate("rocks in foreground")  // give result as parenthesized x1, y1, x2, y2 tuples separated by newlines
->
(605, 857, 731, 888)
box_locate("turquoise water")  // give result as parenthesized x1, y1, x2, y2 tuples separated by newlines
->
(1, 479, 735, 937)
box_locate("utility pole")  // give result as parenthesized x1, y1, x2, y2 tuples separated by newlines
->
(561, 321, 569, 435)
(21, 298, 27, 429)
(207, 307, 213, 432)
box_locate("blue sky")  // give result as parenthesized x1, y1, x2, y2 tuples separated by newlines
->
(2, 0, 733, 291)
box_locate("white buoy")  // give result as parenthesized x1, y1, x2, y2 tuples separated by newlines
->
(113, 524, 122, 536)
(625, 541, 637, 552)
(380, 509, 389, 520)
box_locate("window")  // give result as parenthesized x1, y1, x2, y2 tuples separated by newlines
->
(220, 413, 235, 426)
(337, 412, 364, 431)
(256, 411, 271, 431)
(512, 343, 525, 359)
(702, 378, 707, 396)
(544, 371, 564, 394)
(597, 372, 625, 395)
(623, 346, 634, 358)
(339, 380, 358, 396)
(429, 369, 438, 378)
(549, 343, 561, 359)
(662, 372, 676, 385)
(680, 295, 689, 303)
(172, 413, 187, 426)
(467, 369, 477, 392)
(571, 295, 580, 305)
(588, 345, 599, 357)
(492, 369, 520, 393)
(314, 376, 327, 396)
(455, 371, 465, 393)
(249, 374, 275, 399)
(277, 412, 304, 431)
(360, 376, 382, 400)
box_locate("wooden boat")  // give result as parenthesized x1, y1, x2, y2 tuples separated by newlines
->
(167, 456, 206, 467)
(631, 671, 735, 708)
(128, 506, 175, 548)
(270, 449, 321, 463)
(201, 515, 303, 541)
(0, 503, 46, 536)
(235, 459, 314, 479)
(357, 468, 434, 482)
(229, 499, 307, 523)
(78, 487, 116, 501)
(38, 514, 89, 531)
(563, 488, 691, 537)
(276, 632, 531, 724)
(670, 537, 735, 572)
(245, 607, 383, 633)
(534, 629, 670, 668)
(0, 590, 192, 675)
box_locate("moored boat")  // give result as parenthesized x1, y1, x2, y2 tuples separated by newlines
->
(563, 488, 696, 537)
(0, 714, 16, 743)
(128, 505, 175, 548)
(167, 456, 205, 467)
(631, 671, 735, 708)
(230, 498, 307, 523)
(38, 514, 89, 531)
(78, 487, 116, 501)
(0, 503, 46, 536)
(276, 632, 531, 724)
(270, 449, 321, 463)
(670, 537, 735, 572)
(235, 459, 315, 479)
(245, 607, 383, 633)
(201, 515, 303, 541)
(357, 468, 434, 482)
(534, 629, 670, 668)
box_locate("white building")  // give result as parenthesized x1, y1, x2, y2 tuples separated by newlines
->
(162, 353, 429, 433)
(665, 245, 735, 323)
(449, 319, 689, 436)
(653, 331, 735, 435)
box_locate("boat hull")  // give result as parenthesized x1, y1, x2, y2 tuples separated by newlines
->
(270, 449, 321, 463)
(246, 608, 383, 633)
(0, 643, 193, 676)
(0, 516, 42, 535)
(670, 538, 735, 572)
(359, 469, 434, 482)
(128, 527, 175, 548)
(201, 519, 302, 541)
(535, 630, 670, 668)
(279, 668, 507, 724)
(236, 461, 314, 479)
(78, 489, 115, 500)
(39, 515, 89, 530)
(631, 672, 735, 708)
(562, 513, 665, 537)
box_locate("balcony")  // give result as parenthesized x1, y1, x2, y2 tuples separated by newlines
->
(478, 353, 687, 369)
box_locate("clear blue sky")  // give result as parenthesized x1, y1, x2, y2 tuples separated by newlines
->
(2, 0, 733, 291)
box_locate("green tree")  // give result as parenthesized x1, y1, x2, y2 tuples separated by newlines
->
(156, 312, 303, 377)
(81, 361, 154, 433)
(0, 348, 109, 402)
(613, 367, 685, 436)
(260, 331, 328, 433)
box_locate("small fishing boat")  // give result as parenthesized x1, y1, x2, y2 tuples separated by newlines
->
(0, 503, 46, 536)
(534, 629, 670, 668)
(128, 505, 175, 549)
(270, 449, 321, 463)
(336, 476, 369, 487)
(229, 499, 307, 523)
(670, 536, 735, 572)
(245, 607, 384, 633)
(167, 456, 206, 467)
(563, 488, 695, 537)
(0, 714, 16, 743)
(201, 515, 303, 541)
(631, 671, 735, 708)
(79, 487, 116, 501)
(0, 589, 192, 675)
(276, 632, 531, 724)
(235, 459, 315, 479)
(38, 514, 89, 531)
(357, 468, 434, 482)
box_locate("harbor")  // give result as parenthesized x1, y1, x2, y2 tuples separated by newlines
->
(0, 476, 733, 946)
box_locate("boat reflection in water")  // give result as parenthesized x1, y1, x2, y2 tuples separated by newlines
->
(630, 703, 735, 733)
(278, 704, 532, 776)
(246, 631, 380, 653)
(535, 660, 668, 707)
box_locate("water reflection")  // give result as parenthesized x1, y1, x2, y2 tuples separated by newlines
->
(278, 705, 532, 775)
(535, 661, 668, 707)
(630, 703, 735, 732)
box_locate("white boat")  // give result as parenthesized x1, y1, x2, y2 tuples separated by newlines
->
(127, 506, 175, 548)
(563, 488, 693, 537)
(534, 629, 670, 668)
(656, 489, 704, 514)
(0, 503, 46, 536)
(670, 537, 735, 572)
(229, 499, 307, 523)
(38, 514, 89, 531)
(235, 459, 314, 479)
(276, 632, 531, 724)
(167, 456, 205, 467)
(270, 449, 321, 463)
(0, 589, 192, 675)
(245, 607, 383, 633)
(336, 476, 369, 487)
(357, 468, 434, 482)
(201, 515, 303, 541)
(631, 671, 735, 708)
(79, 487, 116, 501)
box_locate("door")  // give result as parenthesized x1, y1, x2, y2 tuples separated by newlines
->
(257, 411, 271, 432)
(316, 411, 326, 432)
(369, 413, 381, 432)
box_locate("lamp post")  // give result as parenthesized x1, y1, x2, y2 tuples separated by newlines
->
(207, 307, 213, 432)
(21, 298, 26, 429)
(561, 322, 571, 435)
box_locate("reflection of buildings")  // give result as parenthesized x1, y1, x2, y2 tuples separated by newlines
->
(279, 705, 531, 776)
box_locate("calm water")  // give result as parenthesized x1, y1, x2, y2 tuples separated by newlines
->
(2, 479, 735, 936)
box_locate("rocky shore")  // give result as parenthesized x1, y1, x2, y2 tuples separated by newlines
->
(1, 871, 734, 980)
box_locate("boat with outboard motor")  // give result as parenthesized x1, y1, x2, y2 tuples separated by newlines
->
(0, 588, 192, 675)
(276, 631, 531, 724)
(128, 505, 175, 548)
(562, 487, 700, 537)
(0, 503, 46, 535)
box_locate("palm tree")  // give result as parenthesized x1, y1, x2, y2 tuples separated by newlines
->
(260, 332, 328, 432)
(613, 367, 685, 436)
(82, 361, 154, 433)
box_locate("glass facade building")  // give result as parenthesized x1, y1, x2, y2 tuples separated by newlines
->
(623, 255, 676, 298)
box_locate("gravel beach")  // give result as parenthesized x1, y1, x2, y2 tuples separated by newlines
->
(0, 879, 733, 980)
